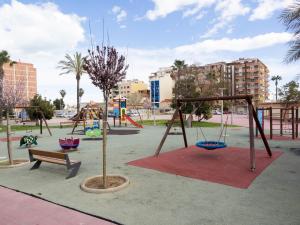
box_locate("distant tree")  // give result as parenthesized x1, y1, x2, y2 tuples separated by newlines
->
(271, 75, 282, 101)
(280, 1, 300, 63)
(26, 95, 55, 121)
(79, 88, 84, 98)
(127, 92, 143, 121)
(171, 60, 187, 100)
(0, 79, 25, 165)
(83, 45, 128, 188)
(59, 89, 66, 99)
(79, 88, 84, 105)
(53, 98, 65, 110)
(58, 52, 85, 114)
(279, 80, 300, 104)
(0, 50, 11, 125)
(171, 76, 212, 121)
(59, 89, 66, 110)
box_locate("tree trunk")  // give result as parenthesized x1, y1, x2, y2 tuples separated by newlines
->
(77, 78, 80, 115)
(275, 83, 278, 102)
(135, 106, 143, 122)
(6, 111, 13, 165)
(102, 95, 108, 188)
(0, 69, 3, 125)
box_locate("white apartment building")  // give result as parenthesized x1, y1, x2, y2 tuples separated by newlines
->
(149, 67, 174, 108)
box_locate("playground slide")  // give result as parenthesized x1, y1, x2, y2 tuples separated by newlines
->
(125, 115, 143, 128)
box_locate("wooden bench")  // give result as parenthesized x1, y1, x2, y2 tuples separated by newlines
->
(60, 121, 75, 128)
(28, 149, 81, 179)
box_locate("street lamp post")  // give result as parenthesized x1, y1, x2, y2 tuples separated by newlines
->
(219, 88, 226, 130)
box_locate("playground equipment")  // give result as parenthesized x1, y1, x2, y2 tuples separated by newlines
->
(59, 138, 80, 150)
(113, 97, 127, 126)
(71, 103, 108, 134)
(154, 95, 272, 171)
(86, 128, 102, 137)
(195, 114, 229, 150)
(112, 97, 143, 128)
(15, 106, 52, 136)
(20, 135, 38, 147)
(256, 106, 299, 139)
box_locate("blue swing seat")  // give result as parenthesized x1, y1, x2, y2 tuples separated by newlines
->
(195, 141, 227, 150)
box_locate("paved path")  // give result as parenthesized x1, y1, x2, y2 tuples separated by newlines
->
(0, 186, 116, 225)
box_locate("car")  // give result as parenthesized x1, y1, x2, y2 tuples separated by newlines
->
(213, 110, 222, 115)
(108, 112, 115, 117)
(55, 111, 65, 117)
(65, 112, 76, 118)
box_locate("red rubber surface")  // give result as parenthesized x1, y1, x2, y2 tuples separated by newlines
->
(128, 146, 283, 189)
(0, 137, 22, 142)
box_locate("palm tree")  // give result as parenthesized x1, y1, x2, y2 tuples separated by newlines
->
(79, 88, 84, 99)
(279, 1, 300, 63)
(58, 52, 85, 114)
(271, 75, 282, 101)
(0, 50, 11, 125)
(78, 87, 84, 106)
(171, 60, 187, 99)
(59, 89, 66, 110)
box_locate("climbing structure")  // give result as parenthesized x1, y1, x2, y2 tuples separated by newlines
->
(71, 103, 106, 134)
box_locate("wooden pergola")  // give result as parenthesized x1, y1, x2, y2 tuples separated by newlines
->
(154, 95, 272, 171)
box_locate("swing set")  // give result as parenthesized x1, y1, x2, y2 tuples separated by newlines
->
(196, 113, 229, 150)
(154, 95, 272, 171)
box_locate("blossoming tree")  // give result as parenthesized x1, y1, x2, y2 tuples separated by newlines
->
(83, 46, 128, 188)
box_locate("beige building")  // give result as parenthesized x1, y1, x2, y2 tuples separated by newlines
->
(109, 79, 149, 102)
(118, 79, 148, 97)
(170, 58, 269, 110)
(149, 67, 174, 108)
(229, 58, 269, 104)
(2, 62, 37, 103)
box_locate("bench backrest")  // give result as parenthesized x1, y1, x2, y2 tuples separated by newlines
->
(28, 149, 66, 160)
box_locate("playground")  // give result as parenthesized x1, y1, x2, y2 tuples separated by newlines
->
(0, 111, 300, 224)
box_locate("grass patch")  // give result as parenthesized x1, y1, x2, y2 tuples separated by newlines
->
(138, 120, 239, 127)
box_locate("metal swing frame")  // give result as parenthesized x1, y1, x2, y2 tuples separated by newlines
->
(154, 95, 272, 171)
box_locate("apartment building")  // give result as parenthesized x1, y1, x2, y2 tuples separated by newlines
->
(149, 67, 174, 108)
(109, 79, 149, 101)
(166, 58, 269, 111)
(229, 58, 269, 103)
(2, 62, 37, 103)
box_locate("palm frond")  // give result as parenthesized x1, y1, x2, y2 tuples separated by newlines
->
(279, 1, 300, 63)
(284, 39, 300, 63)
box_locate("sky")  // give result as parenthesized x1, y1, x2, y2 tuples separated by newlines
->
(0, 0, 298, 104)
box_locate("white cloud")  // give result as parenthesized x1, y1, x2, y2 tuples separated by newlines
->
(145, 0, 215, 21)
(176, 32, 292, 54)
(0, 0, 87, 104)
(202, 0, 250, 37)
(124, 32, 292, 82)
(249, 0, 294, 21)
(145, 0, 249, 36)
(112, 5, 127, 23)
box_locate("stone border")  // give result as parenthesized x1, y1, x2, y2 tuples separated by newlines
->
(0, 159, 30, 169)
(81, 175, 129, 194)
